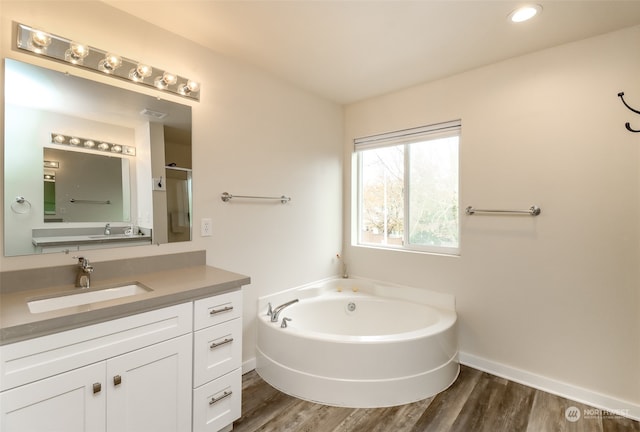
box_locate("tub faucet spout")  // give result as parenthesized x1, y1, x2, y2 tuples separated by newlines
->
(271, 299, 299, 322)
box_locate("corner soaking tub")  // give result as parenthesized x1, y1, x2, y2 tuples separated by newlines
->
(256, 278, 458, 408)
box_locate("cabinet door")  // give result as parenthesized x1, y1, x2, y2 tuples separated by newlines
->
(105, 334, 192, 432)
(0, 362, 105, 432)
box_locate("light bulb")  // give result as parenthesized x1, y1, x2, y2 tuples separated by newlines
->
(154, 71, 178, 89)
(65, 42, 90, 64)
(129, 64, 152, 82)
(69, 137, 81, 146)
(97, 142, 110, 151)
(84, 140, 95, 148)
(178, 79, 200, 96)
(98, 53, 122, 73)
(123, 146, 136, 156)
(111, 145, 122, 153)
(53, 134, 66, 143)
(30, 30, 51, 52)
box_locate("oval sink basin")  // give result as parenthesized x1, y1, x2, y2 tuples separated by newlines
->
(28, 283, 152, 314)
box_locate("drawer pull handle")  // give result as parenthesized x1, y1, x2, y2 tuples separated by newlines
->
(209, 390, 232, 405)
(210, 305, 233, 315)
(210, 337, 234, 349)
(113, 375, 122, 386)
(93, 382, 102, 394)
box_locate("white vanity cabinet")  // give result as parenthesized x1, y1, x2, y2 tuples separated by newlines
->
(192, 290, 243, 432)
(0, 302, 194, 432)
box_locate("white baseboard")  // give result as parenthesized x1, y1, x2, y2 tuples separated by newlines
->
(242, 357, 256, 375)
(459, 351, 640, 421)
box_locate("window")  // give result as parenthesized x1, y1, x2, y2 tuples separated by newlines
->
(355, 120, 460, 255)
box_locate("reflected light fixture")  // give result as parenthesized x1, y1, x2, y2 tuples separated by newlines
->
(509, 4, 542, 22)
(44, 160, 60, 169)
(17, 23, 200, 101)
(51, 133, 135, 156)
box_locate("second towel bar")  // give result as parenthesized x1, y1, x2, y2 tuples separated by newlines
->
(465, 205, 541, 216)
(221, 192, 291, 204)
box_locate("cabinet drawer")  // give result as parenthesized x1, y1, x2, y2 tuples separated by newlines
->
(193, 318, 242, 387)
(193, 368, 241, 432)
(194, 290, 242, 330)
(0, 303, 192, 391)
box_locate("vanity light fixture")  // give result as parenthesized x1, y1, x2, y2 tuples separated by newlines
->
(16, 23, 200, 101)
(509, 4, 542, 23)
(51, 133, 136, 156)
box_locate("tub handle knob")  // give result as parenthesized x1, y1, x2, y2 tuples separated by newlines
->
(267, 302, 273, 317)
(281, 317, 292, 328)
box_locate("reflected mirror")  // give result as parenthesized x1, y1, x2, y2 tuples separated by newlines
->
(4, 59, 193, 256)
(43, 148, 130, 223)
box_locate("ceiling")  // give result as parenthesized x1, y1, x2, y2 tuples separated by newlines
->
(104, 1, 640, 104)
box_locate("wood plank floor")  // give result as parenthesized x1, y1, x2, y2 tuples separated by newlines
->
(233, 366, 639, 432)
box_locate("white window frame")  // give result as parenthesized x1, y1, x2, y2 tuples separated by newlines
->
(354, 120, 461, 255)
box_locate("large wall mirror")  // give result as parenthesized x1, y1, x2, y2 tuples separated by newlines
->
(4, 59, 193, 256)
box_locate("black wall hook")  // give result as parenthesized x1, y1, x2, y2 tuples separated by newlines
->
(618, 92, 640, 133)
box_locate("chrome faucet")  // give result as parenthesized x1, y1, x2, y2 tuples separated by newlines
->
(270, 299, 299, 322)
(104, 223, 111, 235)
(75, 256, 94, 288)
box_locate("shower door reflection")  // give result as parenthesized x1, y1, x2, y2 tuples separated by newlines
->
(166, 167, 192, 243)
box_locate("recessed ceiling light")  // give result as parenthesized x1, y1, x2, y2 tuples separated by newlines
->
(509, 4, 542, 23)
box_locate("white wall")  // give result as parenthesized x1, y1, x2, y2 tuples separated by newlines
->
(344, 26, 640, 410)
(0, 1, 343, 364)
